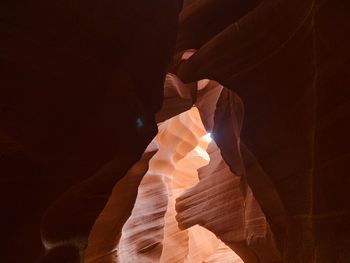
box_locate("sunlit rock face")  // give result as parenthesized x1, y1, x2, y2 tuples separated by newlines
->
(85, 107, 243, 263)
(2, 0, 349, 262)
(85, 75, 280, 263)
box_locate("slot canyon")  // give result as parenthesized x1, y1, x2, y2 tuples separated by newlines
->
(1, 0, 349, 262)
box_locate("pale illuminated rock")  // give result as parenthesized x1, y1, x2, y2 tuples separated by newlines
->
(85, 107, 244, 262)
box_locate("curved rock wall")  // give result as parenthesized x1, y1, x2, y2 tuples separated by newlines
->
(1, 0, 349, 262)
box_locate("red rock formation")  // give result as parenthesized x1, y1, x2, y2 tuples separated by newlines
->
(1, 0, 349, 262)
(176, 0, 350, 262)
(84, 73, 281, 262)
(85, 106, 246, 263)
(0, 0, 180, 261)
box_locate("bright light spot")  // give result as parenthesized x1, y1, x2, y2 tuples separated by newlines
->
(203, 132, 213, 143)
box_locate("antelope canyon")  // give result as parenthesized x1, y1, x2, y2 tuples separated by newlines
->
(1, 0, 349, 262)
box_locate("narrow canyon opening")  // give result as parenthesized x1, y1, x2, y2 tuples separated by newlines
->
(85, 104, 276, 262)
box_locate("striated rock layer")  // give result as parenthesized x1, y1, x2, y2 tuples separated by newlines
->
(85, 75, 279, 262)
(176, 1, 350, 261)
(1, 0, 349, 262)
(85, 107, 243, 263)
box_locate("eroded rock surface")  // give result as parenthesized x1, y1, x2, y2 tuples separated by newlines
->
(1, 0, 349, 262)
(1, 0, 179, 261)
